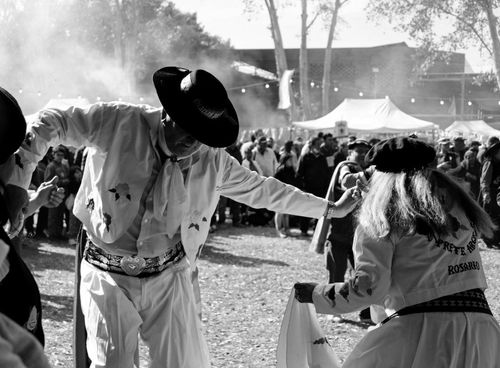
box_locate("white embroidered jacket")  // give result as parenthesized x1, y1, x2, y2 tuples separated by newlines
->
(11, 102, 328, 265)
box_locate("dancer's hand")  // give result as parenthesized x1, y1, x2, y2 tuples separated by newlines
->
(326, 184, 362, 219)
(294, 282, 317, 303)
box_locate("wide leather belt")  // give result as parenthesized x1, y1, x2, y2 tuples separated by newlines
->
(382, 288, 492, 325)
(83, 239, 185, 277)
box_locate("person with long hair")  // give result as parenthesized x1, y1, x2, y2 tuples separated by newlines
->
(295, 136, 500, 367)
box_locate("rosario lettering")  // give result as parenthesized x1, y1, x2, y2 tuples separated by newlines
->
(448, 261, 480, 275)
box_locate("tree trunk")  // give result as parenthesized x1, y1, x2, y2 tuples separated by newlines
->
(113, 0, 126, 70)
(264, 0, 296, 121)
(300, 0, 312, 120)
(484, 0, 500, 91)
(322, 0, 341, 115)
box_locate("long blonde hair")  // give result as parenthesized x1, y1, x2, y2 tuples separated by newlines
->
(357, 168, 494, 239)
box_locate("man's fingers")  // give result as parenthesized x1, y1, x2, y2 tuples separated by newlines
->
(46, 176, 59, 185)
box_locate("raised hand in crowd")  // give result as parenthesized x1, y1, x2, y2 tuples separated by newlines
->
(25, 176, 65, 217)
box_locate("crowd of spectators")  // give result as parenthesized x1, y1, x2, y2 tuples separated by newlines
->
(20, 145, 84, 244)
(16, 130, 500, 255)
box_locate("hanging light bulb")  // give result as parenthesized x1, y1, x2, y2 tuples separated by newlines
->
(96, 96, 101, 101)
(333, 87, 338, 92)
(385, 95, 389, 99)
(139, 97, 144, 102)
(440, 100, 444, 105)
(265, 84, 270, 89)
(37, 91, 42, 97)
(359, 92, 364, 97)
(118, 97, 122, 101)
(310, 81, 315, 88)
(241, 88, 246, 93)
(411, 98, 415, 103)
(18, 89, 23, 94)
(468, 101, 472, 106)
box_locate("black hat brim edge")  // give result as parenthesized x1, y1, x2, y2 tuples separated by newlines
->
(153, 68, 239, 148)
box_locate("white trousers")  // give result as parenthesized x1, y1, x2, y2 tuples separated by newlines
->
(80, 257, 210, 368)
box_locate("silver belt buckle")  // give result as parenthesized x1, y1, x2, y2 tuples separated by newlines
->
(120, 255, 146, 276)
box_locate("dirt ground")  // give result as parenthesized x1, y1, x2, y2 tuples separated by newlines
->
(22, 224, 500, 367)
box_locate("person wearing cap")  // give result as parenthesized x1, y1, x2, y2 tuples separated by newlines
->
(10, 67, 360, 368)
(478, 141, 500, 249)
(452, 136, 467, 161)
(322, 138, 374, 323)
(0, 86, 57, 367)
(295, 136, 500, 367)
(436, 137, 460, 172)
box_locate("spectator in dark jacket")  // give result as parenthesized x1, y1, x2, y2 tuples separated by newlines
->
(296, 137, 330, 236)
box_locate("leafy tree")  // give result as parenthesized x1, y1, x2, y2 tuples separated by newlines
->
(0, 0, 234, 111)
(243, 0, 296, 119)
(366, 0, 500, 90)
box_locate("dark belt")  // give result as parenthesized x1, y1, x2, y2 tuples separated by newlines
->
(381, 288, 492, 325)
(83, 239, 185, 277)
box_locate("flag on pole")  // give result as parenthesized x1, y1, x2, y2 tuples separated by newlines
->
(278, 70, 295, 110)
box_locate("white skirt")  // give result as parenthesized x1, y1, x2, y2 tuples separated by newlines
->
(343, 312, 500, 368)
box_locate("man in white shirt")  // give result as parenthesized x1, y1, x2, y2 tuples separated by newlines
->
(252, 135, 277, 177)
(11, 67, 359, 368)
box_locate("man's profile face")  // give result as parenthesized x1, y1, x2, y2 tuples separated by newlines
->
(162, 115, 201, 157)
(350, 146, 369, 167)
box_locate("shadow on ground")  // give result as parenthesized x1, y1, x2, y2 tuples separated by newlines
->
(41, 293, 74, 322)
(21, 238, 76, 273)
(199, 244, 289, 267)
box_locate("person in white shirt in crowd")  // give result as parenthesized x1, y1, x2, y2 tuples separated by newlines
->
(11, 67, 360, 368)
(242, 145, 263, 175)
(252, 135, 277, 177)
(295, 136, 500, 368)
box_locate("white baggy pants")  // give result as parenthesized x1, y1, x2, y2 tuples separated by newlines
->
(80, 257, 210, 368)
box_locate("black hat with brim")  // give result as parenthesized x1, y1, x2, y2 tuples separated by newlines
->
(153, 66, 239, 148)
(365, 136, 436, 173)
(0, 86, 27, 164)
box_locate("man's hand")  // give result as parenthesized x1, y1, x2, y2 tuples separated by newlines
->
(36, 176, 65, 208)
(483, 192, 491, 206)
(294, 282, 317, 303)
(326, 183, 362, 219)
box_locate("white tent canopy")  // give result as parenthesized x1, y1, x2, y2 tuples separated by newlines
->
(445, 120, 500, 140)
(292, 98, 438, 133)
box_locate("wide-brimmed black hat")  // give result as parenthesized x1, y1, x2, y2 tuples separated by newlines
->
(0, 86, 27, 164)
(153, 66, 239, 148)
(365, 136, 436, 173)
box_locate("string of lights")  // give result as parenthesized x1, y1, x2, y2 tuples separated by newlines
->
(13, 76, 500, 105)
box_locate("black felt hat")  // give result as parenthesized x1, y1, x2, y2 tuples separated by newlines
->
(365, 136, 436, 173)
(153, 66, 239, 148)
(0, 86, 27, 164)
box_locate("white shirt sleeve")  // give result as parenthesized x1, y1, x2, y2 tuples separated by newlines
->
(312, 227, 394, 315)
(219, 151, 328, 219)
